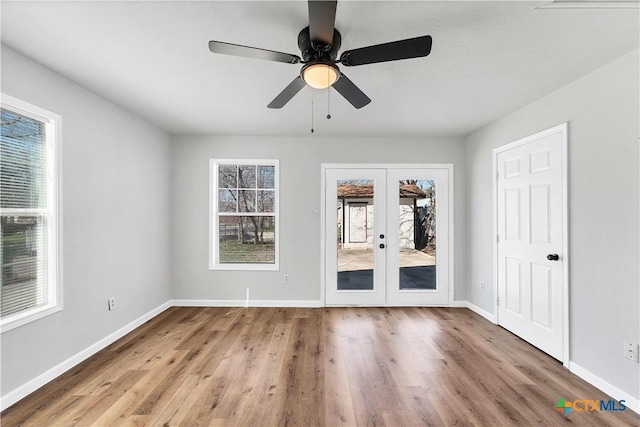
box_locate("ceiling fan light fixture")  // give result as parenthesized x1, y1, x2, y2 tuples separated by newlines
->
(301, 63, 339, 89)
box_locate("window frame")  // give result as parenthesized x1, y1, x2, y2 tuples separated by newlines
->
(209, 159, 279, 271)
(1, 94, 63, 333)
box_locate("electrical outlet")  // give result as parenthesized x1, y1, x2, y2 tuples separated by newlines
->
(283, 274, 290, 283)
(480, 282, 486, 292)
(624, 340, 638, 362)
(108, 297, 116, 311)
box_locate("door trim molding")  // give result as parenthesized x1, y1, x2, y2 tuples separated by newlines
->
(492, 122, 569, 367)
(321, 163, 454, 307)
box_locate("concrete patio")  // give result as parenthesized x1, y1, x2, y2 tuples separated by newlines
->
(336, 248, 436, 290)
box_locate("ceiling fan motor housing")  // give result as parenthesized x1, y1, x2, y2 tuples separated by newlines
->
(298, 26, 342, 63)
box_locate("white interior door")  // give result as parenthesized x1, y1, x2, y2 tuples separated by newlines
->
(324, 165, 452, 306)
(496, 124, 567, 361)
(325, 169, 386, 306)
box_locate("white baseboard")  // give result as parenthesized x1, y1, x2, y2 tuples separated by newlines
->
(0, 301, 172, 411)
(465, 301, 496, 323)
(569, 362, 639, 415)
(171, 299, 322, 308)
(452, 300, 496, 323)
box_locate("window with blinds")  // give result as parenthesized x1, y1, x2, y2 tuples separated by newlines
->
(1, 95, 61, 331)
(210, 160, 279, 270)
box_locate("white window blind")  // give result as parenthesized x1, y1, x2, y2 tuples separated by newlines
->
(1, 95, 61, 331)
(210, 160, 279, 270)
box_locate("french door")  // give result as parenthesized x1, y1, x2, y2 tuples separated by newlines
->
(323, 165, 452, 306)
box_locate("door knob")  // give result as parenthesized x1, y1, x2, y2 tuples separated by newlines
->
(379, 234, 385, 239)
(547, 254, 560, 261)
(379, 244, 385, 249)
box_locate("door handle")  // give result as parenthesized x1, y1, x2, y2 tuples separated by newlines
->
(379, 234, 385, 239)
(547, 254, 560, 261)
(379, 244, 385, 249)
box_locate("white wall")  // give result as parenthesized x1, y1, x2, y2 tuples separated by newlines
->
(1, 47, 173, 398)
(171, 136, 466, 303)
(465, 49, 639, 400)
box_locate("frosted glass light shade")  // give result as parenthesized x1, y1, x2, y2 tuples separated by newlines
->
(302, 63, 339, 89)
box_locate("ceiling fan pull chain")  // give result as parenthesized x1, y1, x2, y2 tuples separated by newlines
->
(327, 67, 332, 120)
(311, 90, 315, 133)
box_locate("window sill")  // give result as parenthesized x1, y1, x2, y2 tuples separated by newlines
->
(209, 263, 280, 271)
(0, 304, 62, 333)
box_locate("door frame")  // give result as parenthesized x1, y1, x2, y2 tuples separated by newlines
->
(321, 163, 455, 307)
(492, 122, 569, 367)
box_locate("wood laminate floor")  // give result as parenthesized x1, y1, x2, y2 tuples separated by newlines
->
(2, 307, 638, 426)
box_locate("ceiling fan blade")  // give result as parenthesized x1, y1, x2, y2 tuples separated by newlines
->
(340, 35, 432, 67)
(308, 0, 337, 46)
(332, 74, 371, 109)
(267, 76, 306, 109)
(209, 41, 301, 64)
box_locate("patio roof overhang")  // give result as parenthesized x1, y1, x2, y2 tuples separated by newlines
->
(337, 184, 427, 199)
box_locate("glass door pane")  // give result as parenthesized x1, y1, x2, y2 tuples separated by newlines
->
(337, 180, 374, 290)
(397, 179, 437, 290)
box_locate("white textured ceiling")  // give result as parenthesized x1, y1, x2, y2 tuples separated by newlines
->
(1, 1, 638, 136)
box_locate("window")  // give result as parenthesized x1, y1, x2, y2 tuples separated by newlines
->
(210, 160, 279, 270)
(1, 94, 61, 332)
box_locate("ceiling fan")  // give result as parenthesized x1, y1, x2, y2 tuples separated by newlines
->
(208, 0, 432, 109)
